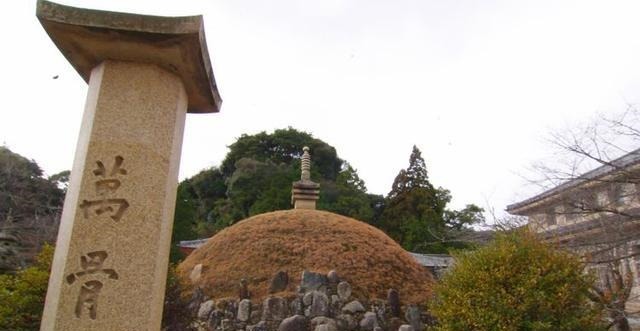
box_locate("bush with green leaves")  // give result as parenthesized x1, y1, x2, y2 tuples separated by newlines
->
(0, 244, 53, 331)
(431, 230, 603, 331)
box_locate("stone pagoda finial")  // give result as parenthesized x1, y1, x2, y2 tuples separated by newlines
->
(292, 146, 320, 210)
(301, 146, 311, 181)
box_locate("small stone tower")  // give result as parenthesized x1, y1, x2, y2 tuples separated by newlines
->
(291, 146, 320, 209)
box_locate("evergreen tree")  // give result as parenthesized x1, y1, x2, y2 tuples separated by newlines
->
(381, 146, 446, 251)
(388, 146, 432, 199)
(380, 146, 483, 253)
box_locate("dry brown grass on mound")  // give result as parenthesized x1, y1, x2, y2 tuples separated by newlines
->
(177, 209, 434, 304)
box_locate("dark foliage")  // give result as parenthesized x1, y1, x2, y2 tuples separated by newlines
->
(380, 146, 484, 253)
(171, 128, 376, 244)
(0, 147, 64, 224)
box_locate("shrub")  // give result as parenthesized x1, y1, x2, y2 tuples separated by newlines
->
(0, 244, 53, 331)
(431, 229, 603, 331)
(162, 264, 197, 331)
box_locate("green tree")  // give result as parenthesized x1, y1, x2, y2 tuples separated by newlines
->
(173, 128, 376, 241)
(48, 170, 70, 192)
(170, 184, 198, 263)
(0, 147, 65, 270)
(220, 127, 342, 180)
(0, 146, 64, 224)
(380, 146, 483, 253)
(0, 244, 53, 331)
(181, 167, 227, 222)
(225, 158, 298, 217)
(320, 163, 378, 223)
(432, 229, 603, 331)
(176, 127, 346, 239)
(381, 146, 448, 250)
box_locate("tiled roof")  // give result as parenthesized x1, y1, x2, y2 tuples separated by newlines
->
(507, 148, 640, 213)
(177, 239, 208, 249)
(409, 253, 454, 267)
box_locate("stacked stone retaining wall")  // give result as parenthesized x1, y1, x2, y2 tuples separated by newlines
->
(187, 268, 433, 331)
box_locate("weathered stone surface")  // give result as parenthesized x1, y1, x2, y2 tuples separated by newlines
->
(342, 300, 365, 314)
(183, 266, 434, 331)
(404, 305, 423, 331)
(36, 0, 222, 114)
(388, 317, 404, 331)
(305, 291, 329, 318)
(237, 299, 251, 322)
(188, 287, 206, 312)
(270, 271, 289, 293)
(278, 314, 307, 331)
(303, 291, 314, 306)
(226, 300, 239, 318)
(263, 297, 288, 321)
(290, 297, 304, 315)
(329, 294, 342, 317)
(316, 323, 338, 331)
(247, 321, 268, 331)
(337, 281, 352, 301)
(28, 4, 222, 321)
(240, 278, 251, 299)
(292, 149, 320, 210)
(247, 321, 267, 331)
(198, 300, 215, 320)
(312, 317, 337, 331)
(40, 60, 190, 331)
(398, 325, 415, 331)
(387, 289, 401, 318)
(370, 300, 386, 325)
(311, 316, 336, 327)
(220, 318, 232, 330)
(190, 263, 203, 283)
(207, 310, 225, 330)
(327, 270, 339, 284)
(359, 312, 378, 330)
(250, 306, 262, 324)
(301, 270, 328, 292)
(336, 314, 357, 331)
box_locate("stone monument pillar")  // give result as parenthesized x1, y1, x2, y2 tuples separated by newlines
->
(36, 1, 222, 330)
(291, 147, 320, 209)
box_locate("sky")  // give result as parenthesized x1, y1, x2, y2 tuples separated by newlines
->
(2, 0, 640, 219)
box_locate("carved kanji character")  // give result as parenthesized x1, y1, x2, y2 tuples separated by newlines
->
(74, 280, 103, 319)
(79, 198, 129, 222)
(66, 251, 118, 284)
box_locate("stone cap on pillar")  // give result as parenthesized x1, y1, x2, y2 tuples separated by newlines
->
(36, 0, 222, 113)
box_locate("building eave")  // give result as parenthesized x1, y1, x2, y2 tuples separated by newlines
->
(506, 148, 640, 214)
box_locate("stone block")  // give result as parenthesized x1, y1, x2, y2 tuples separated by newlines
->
(301, 270, 328, 292)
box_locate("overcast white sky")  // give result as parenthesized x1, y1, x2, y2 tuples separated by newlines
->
(2, 0, 640, 218)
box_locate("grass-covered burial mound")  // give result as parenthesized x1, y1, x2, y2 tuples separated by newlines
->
(178, 209, 433, 303)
